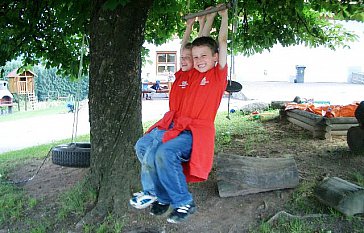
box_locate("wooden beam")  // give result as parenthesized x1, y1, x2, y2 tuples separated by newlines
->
(286, 111, 323, 126)
(289, 109, 323, 123)
(330, 123, 359, 131)
(325, 117, 358, 124)
(287, 117, 327, 139)
(183, 3, 232, 20)
(314, 177, 364, 216)
(217, 153, 299, 198)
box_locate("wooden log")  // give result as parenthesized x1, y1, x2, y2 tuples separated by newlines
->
(314, 177, 364, 216)
(183, 3, 231, 20)
(287, 117, 318, 131)
(325, 117, 358, 125)
(347, 126, 364, 153)
(330, 130, 350, 136)
(289, 109, 323, 123)
(216, 154, 299, 198)
(287, 117, 326, 139)
(286, 111, 322, 126)
(330, 123, 359, 131)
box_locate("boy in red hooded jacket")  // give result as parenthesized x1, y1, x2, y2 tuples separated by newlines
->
(130, 13, 216, 211)
(136, 8, 228, 224)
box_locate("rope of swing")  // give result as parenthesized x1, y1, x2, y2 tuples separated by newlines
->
(71, 34, 87, 143)
(229, 0, 237, 84)
(227, 0, 238, 119)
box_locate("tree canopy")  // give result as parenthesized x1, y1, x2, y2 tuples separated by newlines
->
(1, 0, 363, 76)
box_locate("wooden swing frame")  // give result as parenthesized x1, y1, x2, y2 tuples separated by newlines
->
(183, 3, 232, 20)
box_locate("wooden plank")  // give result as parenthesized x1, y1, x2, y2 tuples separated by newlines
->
(330, 123, 359, 131)
(314, 177, 364, 216)
(287, 117, 327, 139)
(286, 111, 322, 126)
(217, 154, 299, 198)
(183, 3, 231, 20)
(287, 117, 316, 131)
(325, 117, 358, 124)
(289, 109, 323, 122)
(330, 130, 348, 136)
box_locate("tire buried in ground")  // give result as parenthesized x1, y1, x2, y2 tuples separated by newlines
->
(51, 142, 91, 168)
(347, 126, 364, 154)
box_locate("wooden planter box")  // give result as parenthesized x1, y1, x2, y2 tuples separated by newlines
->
(282, 109, 359, 140)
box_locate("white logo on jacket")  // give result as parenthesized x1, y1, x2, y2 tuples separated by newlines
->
(200, 77, 209, 86)
(179, 81, 188, 88)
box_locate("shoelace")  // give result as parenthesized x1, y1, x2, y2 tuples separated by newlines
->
(176, 205, 191, 213)
(133, 191, 144, 197)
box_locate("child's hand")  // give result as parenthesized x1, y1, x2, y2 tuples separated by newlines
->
(187, 17, 196, 27)
(205, 6, 217, 20)
(198, 15, 206, 25)
(217, 4, 228, 17)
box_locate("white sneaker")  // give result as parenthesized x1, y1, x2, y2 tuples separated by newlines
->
(129, 191, 157, 209)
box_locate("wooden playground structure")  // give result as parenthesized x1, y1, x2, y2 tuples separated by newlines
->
(6, 68, 37, 111)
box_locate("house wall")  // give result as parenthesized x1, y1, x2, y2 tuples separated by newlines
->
(142, 38, 181, 82)
(141, 20, 364, 83)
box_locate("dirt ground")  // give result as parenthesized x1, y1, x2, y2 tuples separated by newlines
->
(5, 116, 364, 233)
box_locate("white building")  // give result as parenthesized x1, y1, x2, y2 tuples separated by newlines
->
(142, 37, 181, 82)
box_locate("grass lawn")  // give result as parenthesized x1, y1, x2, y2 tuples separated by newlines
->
(0, 101, 67, 123)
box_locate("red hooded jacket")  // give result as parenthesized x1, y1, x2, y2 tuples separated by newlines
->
(146, 65, 228, 182)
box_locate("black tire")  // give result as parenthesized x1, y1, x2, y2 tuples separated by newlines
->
(226, 81, 242, 93)
(51, 142, 91, 168)
(347, 126, 364, 154)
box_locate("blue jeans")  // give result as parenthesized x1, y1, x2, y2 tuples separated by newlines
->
(135, 128, 165, 195)
(134, 128, 193, 208)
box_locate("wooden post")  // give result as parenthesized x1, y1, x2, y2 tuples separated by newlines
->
(314, 177, 364, 216)
(217, 153, 299, 198)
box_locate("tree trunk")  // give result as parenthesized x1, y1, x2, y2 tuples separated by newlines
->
(87, 0, 153, 219)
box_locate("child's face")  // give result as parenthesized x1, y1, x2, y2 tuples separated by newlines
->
(192, 46, 218, 73)
(180, 48, 193, 72)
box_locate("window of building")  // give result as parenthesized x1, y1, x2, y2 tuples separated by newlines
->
(156, 52, 177, 76)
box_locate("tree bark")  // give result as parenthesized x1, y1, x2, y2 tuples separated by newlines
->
(87, 0, 153, 218)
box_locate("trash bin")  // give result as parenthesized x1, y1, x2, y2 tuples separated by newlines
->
(295, 65, 306, 83)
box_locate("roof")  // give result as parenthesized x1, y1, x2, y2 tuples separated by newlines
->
(6, 68, 37, 78)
